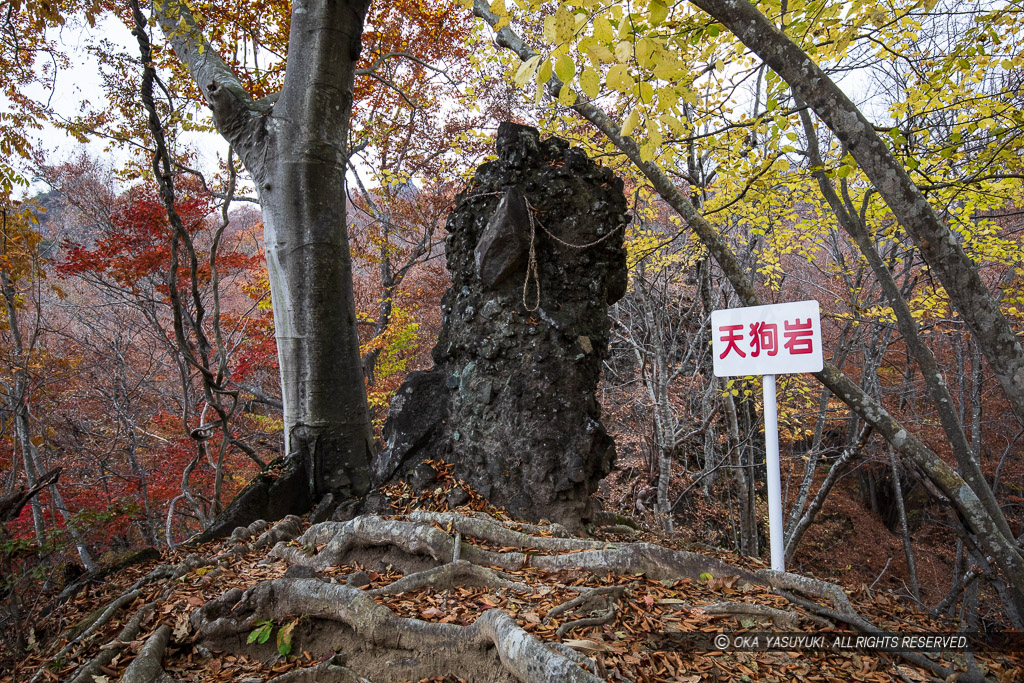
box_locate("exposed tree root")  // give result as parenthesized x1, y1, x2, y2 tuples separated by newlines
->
(367, 560, 534, 596)
(461, 510, 572, 538)
(66, 603, 156, 683)
(230, 519, 272, 544)
(545, 585, 627, 623)
(54, 547, 162, 605)
(20, 505, 993, 683)
(275, 514, 752, 582)
(121, 624, 176, 683)
(29, 552, 212, 683)
(193, 578, 604, 682)
(547, 642, 616, 682)
(590, 511, 640, 530)
(758, 570, 966, 682)
(544, 585, 627, 637)
(408, 510, 611, 552)
(255, 515, 304, 549)
(34, 587, 141, 681)
(557, 604, 619, 638)
(757, 569, 857, 614)
(264, 654, 371, 682)
(701, 601, 801, 629)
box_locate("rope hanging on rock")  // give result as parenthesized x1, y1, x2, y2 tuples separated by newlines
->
(523, 202, 541, 312)
(521, 197, 624, 312)
(471, 189, 625, 313)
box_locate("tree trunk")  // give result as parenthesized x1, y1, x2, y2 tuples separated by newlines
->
(689, 0, 1024, 423)
(154, 0, 374, 522)
(888, 449, 920, 602)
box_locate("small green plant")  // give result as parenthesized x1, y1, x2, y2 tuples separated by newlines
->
(247, 619, 273, 646)
(247, 617, 300, 656)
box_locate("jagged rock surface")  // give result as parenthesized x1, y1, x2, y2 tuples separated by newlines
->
(373, 122, 629, 527)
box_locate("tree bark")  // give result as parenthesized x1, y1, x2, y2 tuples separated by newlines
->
(154, 0, 374, 510)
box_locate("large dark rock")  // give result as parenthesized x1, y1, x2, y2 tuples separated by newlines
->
(373, 122, 629, 528)
(372, 371, 449, 484)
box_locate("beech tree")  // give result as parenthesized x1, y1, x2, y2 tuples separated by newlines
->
(138, 0, 377, 523)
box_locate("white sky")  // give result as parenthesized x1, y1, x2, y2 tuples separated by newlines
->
(10, 14, 226, 197)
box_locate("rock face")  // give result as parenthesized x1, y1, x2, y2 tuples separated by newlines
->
(372, 122, 629, 527)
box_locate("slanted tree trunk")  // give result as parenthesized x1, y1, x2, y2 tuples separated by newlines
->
(152, 0, 374, 531)
(689, 0, 1024, 424)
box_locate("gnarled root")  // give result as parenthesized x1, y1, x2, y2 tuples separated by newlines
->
(701, 601, 801, 629)
(193, 578, 603, 683)
(545, 585, 627, 637)
(229, 518, 271, 544)
(275, 514, 752, 582)
(67, 603, 156, 683)
(367, 560, 533, 596)
(121, 624, 176, 682)
(758, 570, 961, 681)
(255, 515, 304, 549)
(265, 654, 371, 682)
(408, 511, 598, 551)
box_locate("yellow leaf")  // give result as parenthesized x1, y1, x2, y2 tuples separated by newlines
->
(622, 108, 640, 136)
(538, 58, 553, 84)
(558, 83, 577, 106)
(555, 55, 575, 83)
(640, 142, 655, 162)
(646, 117, 663, 147)
(593, 16, 613, 42)
(607, 64, 632, 92)
(636, 38, 656, 68)
(543, 15, 557, 42)
(515, 55, 542, 86)
(579, 67, 601, 98)
(638, 81, 654, 103)
(649, 0, 669, 26)
(553, 5, 575, 43)
(615, 40, 632, 62)
(585, 43, 615, 62)
(660, 114, 685, 136)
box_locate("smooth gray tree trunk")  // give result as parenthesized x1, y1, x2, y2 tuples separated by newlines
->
(155, 0, 374, 517)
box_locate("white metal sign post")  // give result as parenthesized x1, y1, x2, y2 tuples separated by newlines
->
(710, 300, 823, 572)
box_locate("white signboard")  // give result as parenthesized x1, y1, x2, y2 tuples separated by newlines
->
(709, 300, 823, 573)
(711, 300, 823, 378)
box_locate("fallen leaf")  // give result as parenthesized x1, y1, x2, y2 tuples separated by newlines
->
(563, 639, 613, 652)
(173, 612, 191, 640)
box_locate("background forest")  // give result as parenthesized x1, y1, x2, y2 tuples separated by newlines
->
(2, 0, 1024, 672)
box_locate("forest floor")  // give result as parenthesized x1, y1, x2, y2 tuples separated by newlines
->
(3, 461, 1022, 683)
